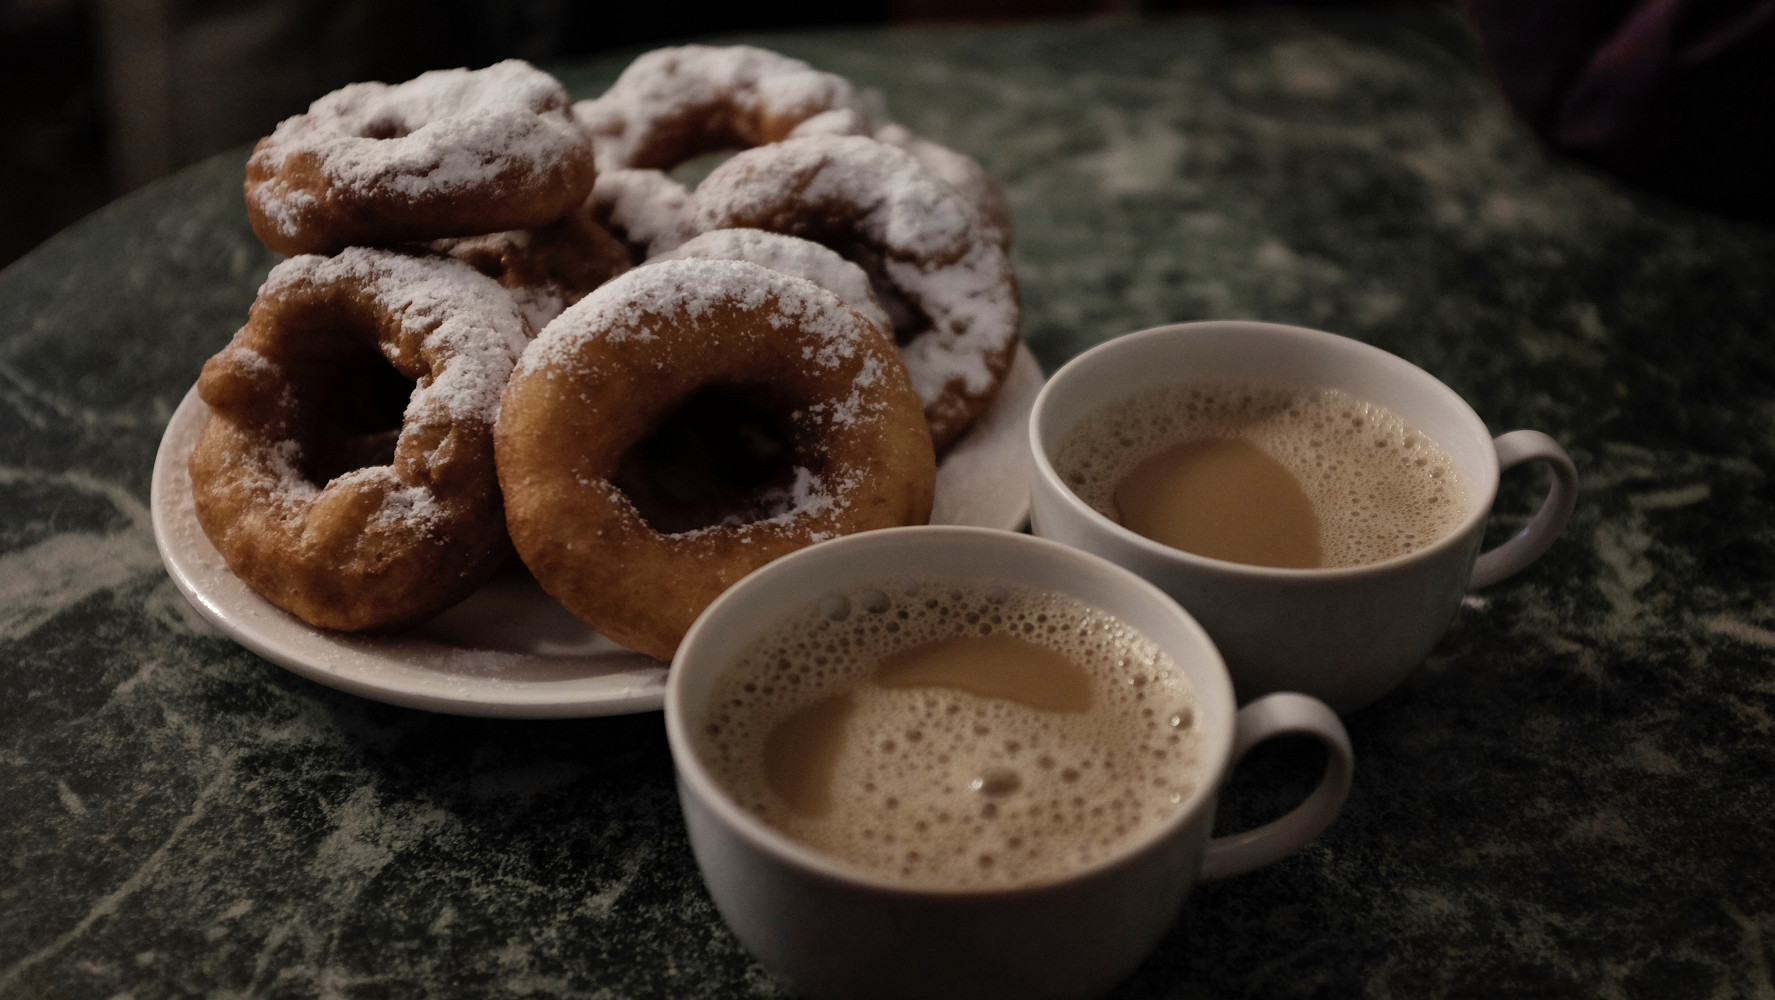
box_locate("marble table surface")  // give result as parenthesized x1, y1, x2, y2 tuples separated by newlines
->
(4, 7, 1773, 998)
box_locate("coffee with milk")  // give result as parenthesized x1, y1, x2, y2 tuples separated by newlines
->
(1052, 380, 1468, 569)
(694, 577, 1203, 891)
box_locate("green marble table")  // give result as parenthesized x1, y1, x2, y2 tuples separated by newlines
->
(4, 8, 1773, 998)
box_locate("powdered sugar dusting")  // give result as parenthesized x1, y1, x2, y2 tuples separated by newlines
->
(695, 135, 1019, 413)
(673, 465, 867, 546)
(588, 169, 700, 257)
(825, 354, 889, 428)
(521, 258, 870, 381)
(513, 257, 904, 542)
(250, 60, 587, 231)
(338, 467, 446, 534)
(661, 229, 893, 335)
(285, 248, 524, 411)
(886, 246, 1013, 398)
(263, 438, 319, 505)
(792, 107, 873, 139)
(576, 45, 872, 170)
(230, 347, 277, 377)
(696, 135, 977, 261)
(702, 465, 843, 535)
(250, 179, 317, 238)
(505, 284, 568, 333)
(875, 122, 1012, 250)
(238, 248, 525, 516)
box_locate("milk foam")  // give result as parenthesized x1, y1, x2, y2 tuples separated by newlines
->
(1054, 380, 1469, 567)
(696, 578, 1202, 890)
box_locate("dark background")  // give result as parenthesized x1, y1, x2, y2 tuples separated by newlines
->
(5, 0, 1772, 270)
(0, 0, 1163, 267)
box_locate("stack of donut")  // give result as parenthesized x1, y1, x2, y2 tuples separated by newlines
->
(192, 46, 1020, 660)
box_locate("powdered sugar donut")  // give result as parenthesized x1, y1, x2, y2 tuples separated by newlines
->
(188, 248, 529, 631)
(574, 46, 875, 264)
(694, 134, 1021, 451)
(432, 202, 631, 331)
(658, 228, 893, 336)
(246, 60, 597, 256)
(575, 45, 874, 172)
(875, 123, 1013, 252)
(587, 167, 702, 258)
(497, 257, 935, 661)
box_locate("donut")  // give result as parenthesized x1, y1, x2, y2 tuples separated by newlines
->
(576, 46, 875, 264)
(693, 134, 1021, 451)
(432, 202, 631, 330)
(875, 123, 1013, 253)
(657, 228, 893, 337)
(496, 257, 936, 661)
(587, 167, 702, 259)
(188, 247, 529, 631)
(246, 60, 597, 256)
(575, 45, 874, 173)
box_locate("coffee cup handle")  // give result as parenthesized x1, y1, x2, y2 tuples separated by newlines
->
(1469, 430, 1579, 589)
(1198, 693, 1354, 882)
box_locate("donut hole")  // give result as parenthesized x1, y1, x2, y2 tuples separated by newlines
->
(609, 382, 810, 534)
(293, 343, 414, 486)
(361, 115, 413, 141)
(669, 149, 740, 189)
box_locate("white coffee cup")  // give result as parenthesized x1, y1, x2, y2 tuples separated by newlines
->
(1029, 320, 1579, 714)
(666, 526, 1354, 1000)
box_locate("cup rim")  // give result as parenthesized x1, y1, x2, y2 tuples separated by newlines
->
(665, 525, 1238, 899)
(1028, 320, 1503, 580)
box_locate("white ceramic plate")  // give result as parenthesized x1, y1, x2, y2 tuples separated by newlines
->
(151, 345, 1044, 717)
